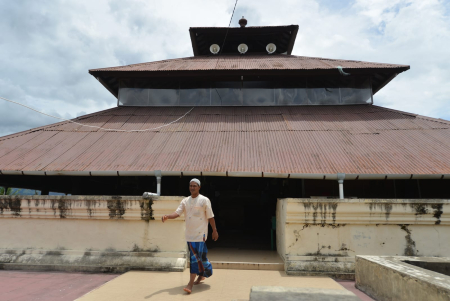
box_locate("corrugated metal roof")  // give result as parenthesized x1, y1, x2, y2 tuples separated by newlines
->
(0, 105, 449, 175)
(89, 55, 408, 73)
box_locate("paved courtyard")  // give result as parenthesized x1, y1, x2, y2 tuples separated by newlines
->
(77, 270, 373, 301)
(0, 269, 374, 301)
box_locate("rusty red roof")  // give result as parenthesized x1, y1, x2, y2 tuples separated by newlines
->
(89, 54, 408, 72)
(0, 105, 449, 178)
(89, 55, 409, 99)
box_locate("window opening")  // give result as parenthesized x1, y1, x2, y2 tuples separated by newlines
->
(118, 77, 373, 106)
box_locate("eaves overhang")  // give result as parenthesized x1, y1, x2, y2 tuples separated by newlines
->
(89, 64, 410, 99)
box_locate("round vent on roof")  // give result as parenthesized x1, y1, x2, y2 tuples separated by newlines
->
(266, 43, 276, 54)
(238, 43, 248, 54)
(210, 44, 220, 55)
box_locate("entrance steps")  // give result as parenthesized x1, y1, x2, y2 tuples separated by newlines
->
(208, 248, 284, 271)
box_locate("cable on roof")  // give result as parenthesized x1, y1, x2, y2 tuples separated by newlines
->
(336, 66, 351, 76)
(0, 96, 195, 132)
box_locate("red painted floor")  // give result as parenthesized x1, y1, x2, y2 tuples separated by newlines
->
(336, 280, 375, 301)
(0, 270, 118, 301)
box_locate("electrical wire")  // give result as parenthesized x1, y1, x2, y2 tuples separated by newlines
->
(214, 0, 239, 104)
(0, 2, 239, 130)
(0, 96, 195, 132)
(219, 0, 239, 55)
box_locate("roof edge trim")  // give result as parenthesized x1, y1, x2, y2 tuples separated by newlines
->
(3, 170, 448, 180)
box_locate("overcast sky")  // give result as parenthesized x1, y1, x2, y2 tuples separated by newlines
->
(1, 0, 449, 137)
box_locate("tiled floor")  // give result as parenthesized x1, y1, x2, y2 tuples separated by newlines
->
(0, 270, 118, 301)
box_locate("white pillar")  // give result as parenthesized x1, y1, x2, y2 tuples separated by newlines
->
(337, 173, 345, 199)
(155, 170, 162, 196)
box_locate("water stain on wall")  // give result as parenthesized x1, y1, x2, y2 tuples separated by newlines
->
(431, 204, 443, 225)
(107, 199, 126, 219)
(303, 201, 339, 225)
(139, 199, 154, 221)
(368, 202, 393, 220)
(0, 197, 22, 216)
(400, 224, 417, 256)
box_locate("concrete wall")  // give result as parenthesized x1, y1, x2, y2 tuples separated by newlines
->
(0, 195, 186, 272)
(276, 198, 450, 278)
(355, 256, 450, 301)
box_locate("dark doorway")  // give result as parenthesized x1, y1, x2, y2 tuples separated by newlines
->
(202, 177, 277, 250)
(161, 176, 303, 251)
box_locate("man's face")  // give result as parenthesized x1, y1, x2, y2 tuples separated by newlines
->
(189, 182, 200, 195)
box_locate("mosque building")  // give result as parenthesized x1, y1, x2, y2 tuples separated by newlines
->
(0, 18, 449, 275)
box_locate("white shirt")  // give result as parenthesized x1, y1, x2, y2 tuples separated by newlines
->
(175, 194, 214, 242)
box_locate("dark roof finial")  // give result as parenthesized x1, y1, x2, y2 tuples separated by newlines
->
(239, 16, 247, 28)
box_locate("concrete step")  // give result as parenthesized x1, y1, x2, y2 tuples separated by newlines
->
(211, 261, 284, 271)
(250, 286, 360, 301)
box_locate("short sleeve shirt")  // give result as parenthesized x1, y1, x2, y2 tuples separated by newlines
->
(175, 194, 214, 242)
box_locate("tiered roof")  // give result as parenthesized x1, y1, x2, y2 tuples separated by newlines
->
(1, 105, 449, 178)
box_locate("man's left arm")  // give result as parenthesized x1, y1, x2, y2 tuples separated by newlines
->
(209, 217, 219, 241)
(205, 198, 218, 241)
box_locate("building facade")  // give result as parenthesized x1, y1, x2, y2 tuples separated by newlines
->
(0, 19, 449, 276)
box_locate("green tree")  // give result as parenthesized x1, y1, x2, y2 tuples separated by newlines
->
(0, 187, 19, 195)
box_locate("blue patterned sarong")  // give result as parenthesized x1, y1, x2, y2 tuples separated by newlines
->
(188, 241, 213, 277)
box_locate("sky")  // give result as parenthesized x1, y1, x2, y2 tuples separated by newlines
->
(1, 0, 449, 136)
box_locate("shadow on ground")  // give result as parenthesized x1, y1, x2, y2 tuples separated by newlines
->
(144, 284, 211, 299)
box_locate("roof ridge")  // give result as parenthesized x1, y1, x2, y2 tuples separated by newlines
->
(373, 105, 450, 126)
(415, 114, 450, 126)
(372, 105, 417, 117)
(0, 107, 119, 141)
(89, 57, 195, 71)
(288, 55, 409, 67)
(89, 55, 409, 72)
(8, 105, 447, 142)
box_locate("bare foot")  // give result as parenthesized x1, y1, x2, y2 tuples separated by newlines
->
(183, 284, 193, 294)
(194, 276, 205, 285)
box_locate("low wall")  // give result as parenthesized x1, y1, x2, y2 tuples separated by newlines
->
(0, 195, 186, 273)
(355, 256, 450, 301)
(276, 198, 450, 279)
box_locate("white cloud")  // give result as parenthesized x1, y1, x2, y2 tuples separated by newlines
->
(0, 0, 449, 136)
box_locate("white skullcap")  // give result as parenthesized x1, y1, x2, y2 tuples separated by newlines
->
(190, 178, 201, 186)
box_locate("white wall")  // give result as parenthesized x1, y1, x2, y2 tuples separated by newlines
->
(276, 198, 450, 276)
(0, 195, 187, 272)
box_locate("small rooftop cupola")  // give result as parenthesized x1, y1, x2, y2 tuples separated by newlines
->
(189, 18, 298, 56)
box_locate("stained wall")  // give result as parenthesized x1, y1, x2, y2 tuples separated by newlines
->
(276, 198, 450, 278)
(0, 195, 186, 272)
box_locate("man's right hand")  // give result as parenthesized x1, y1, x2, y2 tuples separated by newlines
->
(162, 215, 168, 223)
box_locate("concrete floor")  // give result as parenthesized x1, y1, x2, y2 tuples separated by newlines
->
(0, 270, 118, 301)
(76, 270, 346, 301)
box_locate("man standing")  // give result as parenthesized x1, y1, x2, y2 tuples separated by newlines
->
(161, 178, 218, 294)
